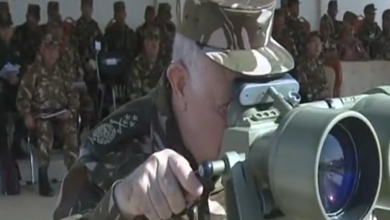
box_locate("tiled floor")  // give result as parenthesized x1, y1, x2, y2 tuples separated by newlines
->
(0, 155, 66, 220)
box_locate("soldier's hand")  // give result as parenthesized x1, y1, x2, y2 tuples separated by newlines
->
(114, 149, 203, 220)
(24, 114, 35, 129)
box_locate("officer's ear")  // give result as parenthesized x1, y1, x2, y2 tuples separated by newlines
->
(166, 62, 188, 111)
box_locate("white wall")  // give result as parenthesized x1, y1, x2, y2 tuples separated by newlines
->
(2, 0, 389, 30)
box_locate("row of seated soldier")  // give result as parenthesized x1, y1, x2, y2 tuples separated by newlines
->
(273, 0, 390, 105)
(0, 0, 174, 196)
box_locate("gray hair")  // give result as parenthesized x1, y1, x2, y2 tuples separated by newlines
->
(171, 34, 208, 87)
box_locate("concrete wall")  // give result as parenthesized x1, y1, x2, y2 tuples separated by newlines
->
(2, 0, 389, 30)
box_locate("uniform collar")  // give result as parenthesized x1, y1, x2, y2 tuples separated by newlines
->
(150, 73, 198, 170)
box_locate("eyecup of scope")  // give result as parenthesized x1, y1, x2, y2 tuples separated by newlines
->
(265, 107, 381, 220)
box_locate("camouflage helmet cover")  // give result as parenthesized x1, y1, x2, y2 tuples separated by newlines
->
(178, 0, 294, 77)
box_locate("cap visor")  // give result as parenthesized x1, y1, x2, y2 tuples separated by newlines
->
(203, 37, 294, 77)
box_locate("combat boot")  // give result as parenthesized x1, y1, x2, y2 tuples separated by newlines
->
(38, 166, 54, 197)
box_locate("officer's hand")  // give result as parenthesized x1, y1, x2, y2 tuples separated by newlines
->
(114, 149, 203, 220)
(57, 110, 72, 121)
(24, 114, 35, 129)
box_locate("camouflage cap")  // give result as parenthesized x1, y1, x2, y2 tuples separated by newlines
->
(41, 33, 60, 46)
(343, 11, 357, 22)
(328, 0, 337, 8)
(27, 4, 41, 19)
(114, 1, 125, 13)
(0, 1, 10, 14)
(158, 3, 171, 14)
(0, 12, 12, 28)
(178, 0, 294, 76)
(81, 0, 93, 6)
(364, 4, 376, 13)
(383, 9, 390, 19)
(47, 1, 59, 14)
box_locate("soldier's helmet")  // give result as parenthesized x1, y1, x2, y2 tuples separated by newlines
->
(177, 0, 294, 77)
(0, 10, 12, 28)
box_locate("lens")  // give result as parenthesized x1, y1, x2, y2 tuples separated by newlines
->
(318, 125, 359, 215)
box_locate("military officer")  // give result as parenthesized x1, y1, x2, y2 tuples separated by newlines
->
(0, 9, 21, 196)
(272, 9, 298, 62)
(319, 0, 343, 40)
(40, 1, 61, 35)
(135, 6, 156, 56)
(338, 11, 369, 61)
(375, 10, 390, 60)
(52, 0, 294, 219)
(155, 3, 176, 67)
(285, 0, 307, 57)
(12, 4, 42, 67)
(127, 26, 163, 100)
(357, 4, 382, 58)
(103, 1, 136, 60)
(296, 32, 329, 103)
(74, 0, 102, 81)
(16, 33, 79, 197)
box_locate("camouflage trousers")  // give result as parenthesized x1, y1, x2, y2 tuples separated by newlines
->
(35, 119, 78, 169)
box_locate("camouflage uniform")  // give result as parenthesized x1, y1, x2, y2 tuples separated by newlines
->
(135, 6, 156, 56)
(12, 4, 42, 67)
(103, 1, 136, 59)
(338, 12, 369, 61)
(297, 58, 328, 102)
(127, 28, 164, 100)
(319, 1, 342, 40)
(375, 10, 390, 60)
(52, 0, 294, 219)
(272, 9, 299, 61)
(74, 0, 103, 81)
(40, 1, 61, 35)
(357, 4, 382, 58)
(16, 34, 79, 170)
(156, 3, 176, 67)
(285, 0, 307, 59)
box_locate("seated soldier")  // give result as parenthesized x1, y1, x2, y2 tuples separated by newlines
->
(338, 11, 369, 61)
(127, 27, 164, 100)
(48, 16, 94, 127)
(16, 33, 79, 197)
(373, 9, 390, 60)
(319, 21, 342, 97)
(272, 9, 298, 62)
(297, 32, 330, 103)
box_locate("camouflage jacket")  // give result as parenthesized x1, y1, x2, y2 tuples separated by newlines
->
(59, 40, 84, 82)
(74, 16, 103, 62)
(272, 26, 299, 61)
(373, 31, 390, 60)
(285, 16, 307, 56)
(135, 22, 156, 55)
(296, 57, 328, 102)
(319, 14, 342, 40)
(104, 23, 136, 59)
(52, 74, 226, 220)
(158, 21, 176, 66)
(357, 19, 382, 57)
(320, 37, 338, 62)
(11, 22, 42, 66)
(16, 62, 79, 117)
(127, 54, 165, 100)
(337, 33, 369, 61)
